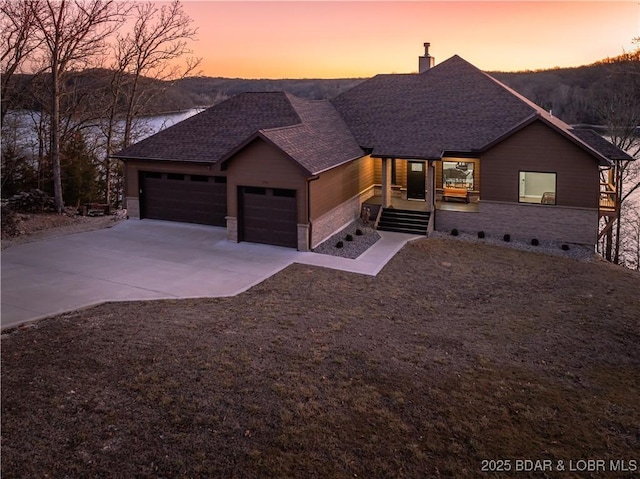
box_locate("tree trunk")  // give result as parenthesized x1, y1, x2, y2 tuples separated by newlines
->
(123, 73, 140, 148)
(605, 224, 613, 262)
(51, 64, 64, 213)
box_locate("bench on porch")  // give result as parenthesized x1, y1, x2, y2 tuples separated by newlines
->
(442, 187, 469, 203)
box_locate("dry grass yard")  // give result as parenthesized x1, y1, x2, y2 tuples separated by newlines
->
(2, 238, 639, 478)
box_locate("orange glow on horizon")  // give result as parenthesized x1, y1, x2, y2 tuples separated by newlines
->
(177, 1, 639, 78)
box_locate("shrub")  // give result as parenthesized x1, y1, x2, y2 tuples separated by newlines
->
(345, 234, 353, 242)
(7, 189, 55, 213)
(477, 231, 485, 239)
(0, 205, 20, 238)
(355, 229, 363, 236)
(336, 241, 344, 248)
(451, 228, 459, 236)
(561, 244, 570, 251)
(503, 234, 511, 242)
(531, 238, 539, 246)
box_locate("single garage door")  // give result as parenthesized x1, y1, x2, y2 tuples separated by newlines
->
(140, 172, 227, 226)
(240, 186, 297, 248)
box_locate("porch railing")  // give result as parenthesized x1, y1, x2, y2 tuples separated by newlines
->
(599, 182, 617, 212)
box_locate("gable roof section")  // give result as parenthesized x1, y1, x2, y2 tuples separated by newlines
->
(478, 73, 625, 166)
(256, 96, 364, 175)
(113, 91, 364, 175)
(331, 55, 536, 159)
(331, 55, 625, 165)
(112, 92, 302, 162)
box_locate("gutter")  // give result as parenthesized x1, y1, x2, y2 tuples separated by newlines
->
(110, 155, 215, 165)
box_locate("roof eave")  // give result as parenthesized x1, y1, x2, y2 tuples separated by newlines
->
(110, 154, 214, 164)
(370, 152, 441, 161)
(310, 152, 367, 176)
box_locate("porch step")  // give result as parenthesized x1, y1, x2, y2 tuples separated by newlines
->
(377, 208, 430, 235)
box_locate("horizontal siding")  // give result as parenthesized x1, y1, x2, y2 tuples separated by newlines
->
(373, 158, 382, 184)
(310, 155, 375, 220)
(226, 138, 308, 223)
(480, 121, 599, 208)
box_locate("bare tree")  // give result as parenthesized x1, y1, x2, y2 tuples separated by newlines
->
(116, 0, 200, 148)
(97, 0, 200, 207)
(29, 0, 125, 213)
(619, 200, 640, 270)
(0, 0, 42, 126)
(594, 41, 640, 263)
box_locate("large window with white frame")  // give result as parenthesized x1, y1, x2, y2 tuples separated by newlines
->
(519, 171, 556, 205)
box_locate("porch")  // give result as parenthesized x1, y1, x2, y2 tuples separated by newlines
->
(365, 195, 479, 213)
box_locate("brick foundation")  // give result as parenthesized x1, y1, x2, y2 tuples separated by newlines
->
(297, 224, 310, 251)
(226, 216, 238, 243)
(435, 201, 598, 245)
(310, 187, 375, 249)
(125, 197, 140, 219)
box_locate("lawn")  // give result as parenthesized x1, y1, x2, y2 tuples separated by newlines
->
(2, 238, 639, 478)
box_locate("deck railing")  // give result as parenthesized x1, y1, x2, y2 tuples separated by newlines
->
(599, 182, 617, 212)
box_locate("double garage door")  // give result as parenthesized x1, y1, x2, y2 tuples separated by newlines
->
(140, 172, 298, 248)
(240, 187, 298, 248)
(140, 172, 227, 226)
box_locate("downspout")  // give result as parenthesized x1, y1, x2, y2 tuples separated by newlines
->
(307, 175, 321, 250)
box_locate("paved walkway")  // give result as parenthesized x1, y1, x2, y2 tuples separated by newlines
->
(1, 220, 419, 329)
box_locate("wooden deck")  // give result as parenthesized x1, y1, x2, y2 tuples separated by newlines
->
(599, 182, 617, 216)
(365, 195, 480, 213)
(364, 196, 429, 212)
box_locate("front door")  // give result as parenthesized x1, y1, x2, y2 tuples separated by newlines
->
(407, 161, 426, 200)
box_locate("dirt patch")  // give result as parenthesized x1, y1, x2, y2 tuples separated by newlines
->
(1, 212, 124, 250)
(2, 238, 639, 478)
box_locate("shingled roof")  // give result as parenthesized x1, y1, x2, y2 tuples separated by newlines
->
(114, 54, 630, 170)
(253, 95, 364, 175)
(113, 92, 302, 162)
(113, 92, 364, 175)
(330, 55, 538, 159)
(331, 55, 624, 165)
(570, 129, 634, 162)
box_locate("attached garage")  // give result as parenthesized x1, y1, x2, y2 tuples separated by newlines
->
(240, 186, 298, 248)
(140, 171, 227, 226)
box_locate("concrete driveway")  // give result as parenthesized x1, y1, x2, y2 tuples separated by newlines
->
(1, 219, 418, 329)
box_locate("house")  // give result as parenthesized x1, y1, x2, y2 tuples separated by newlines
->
(113, 44, 632, 251)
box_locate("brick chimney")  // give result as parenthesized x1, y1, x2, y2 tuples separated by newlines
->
(419, 42, 435, 73)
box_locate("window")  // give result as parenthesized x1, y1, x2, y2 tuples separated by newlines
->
(167, 173, 185, 181)
(519, 172, 556, 205)
(190, 175, 209, 182)
(443, 161, 474, 190)
(244, 186, 266, 195)
(273, 188, 296, 198)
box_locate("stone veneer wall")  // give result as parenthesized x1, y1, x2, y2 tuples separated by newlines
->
(226, 216, 238, 243)
(435, 201, 598, 245)
(125, 197, 140, 219)
(297, 224, 310, 252)
(310, 186, 375, 249)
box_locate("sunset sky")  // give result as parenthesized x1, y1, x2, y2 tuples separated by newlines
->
(177, 1, 638, 78)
